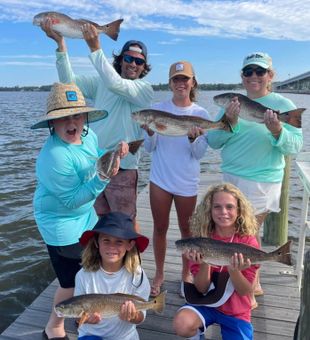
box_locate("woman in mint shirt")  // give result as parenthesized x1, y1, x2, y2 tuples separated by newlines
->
(32, 82, 127, 340)
(206, 52, 303, 308)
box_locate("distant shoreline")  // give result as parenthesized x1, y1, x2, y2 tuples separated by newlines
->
(0, 83, 243, 92)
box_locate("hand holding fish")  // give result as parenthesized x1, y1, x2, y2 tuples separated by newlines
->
(119, 141, 129, 158)
(82, 23, 100, 53)
(228, 253, 252, 272)
(187, 126, 204, 143)
(39, 18, 66, 52)
(264, 109, 282, 138)
(224, 96, 240, 127)
(184, 248, 205, 264)
(119, 300, 143, 323)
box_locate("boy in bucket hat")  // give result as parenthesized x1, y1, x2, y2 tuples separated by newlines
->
(33, 82, 129, 340)
(75, 212, 151, 339)
(39, 19, 153, 232)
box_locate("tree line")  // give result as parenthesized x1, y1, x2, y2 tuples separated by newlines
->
(0, 83, 243, 92)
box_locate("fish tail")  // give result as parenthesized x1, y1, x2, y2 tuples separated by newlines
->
(279, 108, 305, 128)
(128, 139, 144, 155)
(271, 240, 292, 266)
(152, 290, 166, 314)
(100, 19, 123, 41)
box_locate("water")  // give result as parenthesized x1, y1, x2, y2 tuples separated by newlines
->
(0, 90, 309, 332)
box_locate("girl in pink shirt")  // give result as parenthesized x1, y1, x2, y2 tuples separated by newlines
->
(173, 183, 259, 340)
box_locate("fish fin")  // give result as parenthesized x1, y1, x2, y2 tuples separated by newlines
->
(99, 19, 124, 41)
(113, 292, 147, 302)
(279, 108, 305, 128)
(78, 312, 89, 327)
(77, 19, 98, 25)
(271, 240, 293, 266)
(128, 139, 144, 155)
(151, 290, 166, 314)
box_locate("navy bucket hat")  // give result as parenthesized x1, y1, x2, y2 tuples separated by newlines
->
(80, 212, 149, 253)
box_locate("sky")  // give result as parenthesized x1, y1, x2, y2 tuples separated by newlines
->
(0, 0, 310, 87)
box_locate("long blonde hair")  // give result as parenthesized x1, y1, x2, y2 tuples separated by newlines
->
(190, 183, 258, 237)
(81, 234, 141, 274)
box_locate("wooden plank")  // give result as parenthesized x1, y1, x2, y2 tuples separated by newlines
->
(0, 172, 301, 340)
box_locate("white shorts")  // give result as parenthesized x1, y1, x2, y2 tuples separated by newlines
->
(223, 173, 282, 215)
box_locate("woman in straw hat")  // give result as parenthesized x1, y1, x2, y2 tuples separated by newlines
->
(32, 82, 128, 340)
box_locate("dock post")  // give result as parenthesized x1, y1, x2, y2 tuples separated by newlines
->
(263, 156, 291, 245)
(297, 249, 310, 340)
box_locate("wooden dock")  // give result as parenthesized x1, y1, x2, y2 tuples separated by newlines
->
(0, 173, 300, 339)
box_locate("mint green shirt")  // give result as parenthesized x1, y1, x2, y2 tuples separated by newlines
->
(56, 50, 154, 169)
(207, 92, 303, 182)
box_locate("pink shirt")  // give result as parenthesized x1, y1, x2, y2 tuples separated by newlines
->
(190, 233, 259, 322)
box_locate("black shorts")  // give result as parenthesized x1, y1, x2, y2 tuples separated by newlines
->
(46, 243, 83, 288)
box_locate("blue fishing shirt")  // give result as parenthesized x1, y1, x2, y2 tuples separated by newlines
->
(33, 129, 109, 246)
(56, 50, 154, 170)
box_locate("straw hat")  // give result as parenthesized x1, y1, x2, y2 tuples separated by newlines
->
(31, 82, 108, 129)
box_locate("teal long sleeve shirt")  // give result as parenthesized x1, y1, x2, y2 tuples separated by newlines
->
(33, 129, 109, 246)
(207, 92, 303, 182)
(56, 50, 154, 169)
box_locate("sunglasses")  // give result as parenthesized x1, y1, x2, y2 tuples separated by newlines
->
(242, 66, 268, 77)
(123, 54, 145, 66)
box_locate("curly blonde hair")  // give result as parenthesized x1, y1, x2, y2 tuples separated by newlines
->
(190, 183, 258, 237)
(81, 234, 141, 274)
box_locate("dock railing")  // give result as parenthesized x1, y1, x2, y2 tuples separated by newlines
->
(295, 152, 310, 290)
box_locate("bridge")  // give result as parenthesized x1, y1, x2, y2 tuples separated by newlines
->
(275, 70, 310, 93)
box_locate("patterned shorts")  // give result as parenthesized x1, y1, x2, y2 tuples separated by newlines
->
(94, 169, 138, 220)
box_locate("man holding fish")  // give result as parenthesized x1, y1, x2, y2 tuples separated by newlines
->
(194, 52, 303, 308)
(38, 14, 153, 232)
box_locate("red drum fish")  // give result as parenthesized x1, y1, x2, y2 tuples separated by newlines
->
(131, 109, 231, 136)
(33, 11, 123, 40)
(213, 92, 305, 128)
(175, 237, 292, 266)
(55, 291, 166, 326)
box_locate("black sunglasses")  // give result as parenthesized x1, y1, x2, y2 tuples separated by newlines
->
(242, 66, 268, 77)
(123, 54, 145, 66)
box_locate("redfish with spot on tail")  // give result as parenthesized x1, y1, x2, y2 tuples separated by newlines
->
(131, 109, 232, 136)
(213, 92, 305, 128)
(175, 237, 292, 266)
(55, 291, 166, 326)
(33, 11, 123, 40)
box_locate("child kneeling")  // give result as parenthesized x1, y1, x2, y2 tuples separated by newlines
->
(173, 183, 259, 340)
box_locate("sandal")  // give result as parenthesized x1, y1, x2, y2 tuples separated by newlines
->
(150, 279, 163, 297)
